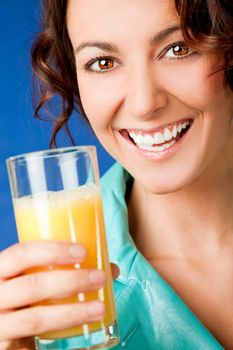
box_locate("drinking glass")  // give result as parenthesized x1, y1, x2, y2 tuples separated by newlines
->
(6, 146, 119, 350)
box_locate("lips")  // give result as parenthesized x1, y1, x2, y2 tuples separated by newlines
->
(120, 119, 192, 153)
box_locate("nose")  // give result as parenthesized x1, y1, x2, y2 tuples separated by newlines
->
(125, 63, 168, 120)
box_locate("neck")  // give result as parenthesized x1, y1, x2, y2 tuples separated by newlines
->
(128, 150, 233, 262)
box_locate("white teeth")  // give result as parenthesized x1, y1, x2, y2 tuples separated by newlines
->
(138, 139, 176, 152)
(172, 124, 177, 138)
(130, 132, 136, 139)
(177, 124, 182, 133)
(157, 144, 167, 152)
(135, 134, 144, 145)
(182, 121, 189, 129)
(154, 132, 165, 145)
(144, 134, 154, 146)
(157, 140, 176, 151)
(128, 120, 191, 148)
(164, 128, 173, 141)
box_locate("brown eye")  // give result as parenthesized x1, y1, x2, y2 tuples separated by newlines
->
(84, 56, 119, 73)
(98, 59, 114, 70)
(172, 45, 190, 56)
(162, 42, 194, 60)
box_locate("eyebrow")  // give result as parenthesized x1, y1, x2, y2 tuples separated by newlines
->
(74, 25, 181, 55)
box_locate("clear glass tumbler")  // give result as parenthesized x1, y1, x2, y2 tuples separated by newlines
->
(6, 146, 119, 350)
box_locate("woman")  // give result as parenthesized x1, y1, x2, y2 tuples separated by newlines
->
(0, 0, 233, 349)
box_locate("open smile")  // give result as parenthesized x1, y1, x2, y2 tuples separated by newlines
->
(119, 118, 193, 156)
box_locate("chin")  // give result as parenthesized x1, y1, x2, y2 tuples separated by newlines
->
(137, 169, 201, 196)
(143, 182, 189, 195)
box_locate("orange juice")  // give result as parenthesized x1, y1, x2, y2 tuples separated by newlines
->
(14, 184, 116, 339)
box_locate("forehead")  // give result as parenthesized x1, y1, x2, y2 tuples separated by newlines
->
(67, 0, 179, 45)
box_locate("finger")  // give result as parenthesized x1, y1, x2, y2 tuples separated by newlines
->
(0, 337, 35, 350)
(0, 242, 86, 279)
(0, 302, 106, 341)
(0, 340, 12, 350)
(0, 268, 106, 310)
(110, 263, 120, 280)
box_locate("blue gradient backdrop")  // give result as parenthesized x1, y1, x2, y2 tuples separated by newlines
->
(0, 1, 114, 251)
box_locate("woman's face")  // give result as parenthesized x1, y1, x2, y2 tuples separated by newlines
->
(67, 0, 233, 194)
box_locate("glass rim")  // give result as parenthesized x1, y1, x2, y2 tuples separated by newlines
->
(6, 145, 96, 164)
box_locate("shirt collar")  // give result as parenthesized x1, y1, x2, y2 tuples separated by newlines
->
(101, 162, 138, 282)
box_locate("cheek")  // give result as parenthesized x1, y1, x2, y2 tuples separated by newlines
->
(161, 58, 226, 112)
(77, 73, 124, 129)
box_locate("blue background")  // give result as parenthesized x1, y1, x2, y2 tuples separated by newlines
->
(0, 1, 114, 251)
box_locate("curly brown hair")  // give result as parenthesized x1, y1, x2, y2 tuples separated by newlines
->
(31, 0, 233, 147)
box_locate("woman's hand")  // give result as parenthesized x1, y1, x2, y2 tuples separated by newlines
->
(0, 241, 119, 349)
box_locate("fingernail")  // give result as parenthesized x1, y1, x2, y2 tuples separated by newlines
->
(89, 270, 106, 285)
(87, 301, 106, 317)
(69, 244, 86, 259)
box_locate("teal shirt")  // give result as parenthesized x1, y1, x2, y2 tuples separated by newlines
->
(101, 162, 223, 350)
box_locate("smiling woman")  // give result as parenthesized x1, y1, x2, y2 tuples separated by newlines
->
(1, 0, 233, 350)
(31, 0, 233, 148)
